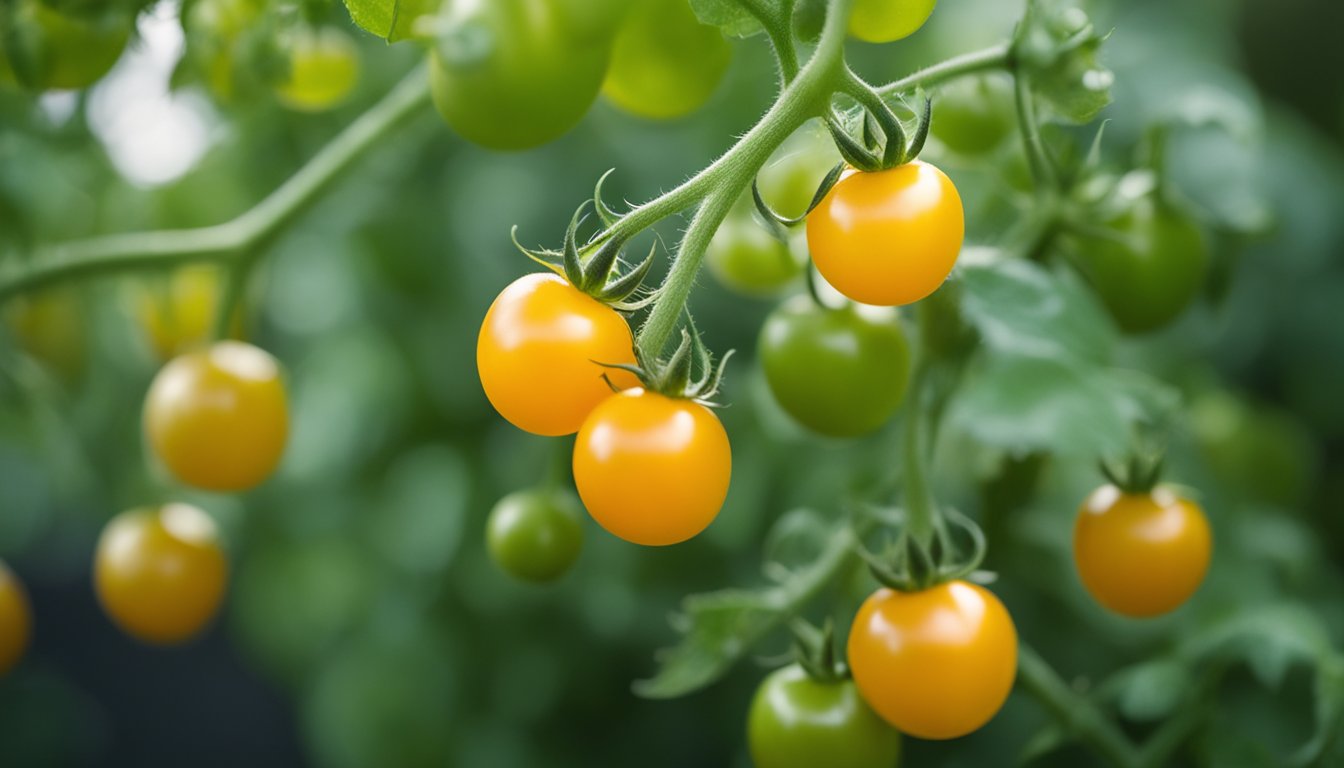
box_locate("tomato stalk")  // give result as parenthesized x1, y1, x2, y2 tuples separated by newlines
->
(900, 370, 937, 548)
(1012, 71, 1060, 192)
(1016, 644, 1142, 767)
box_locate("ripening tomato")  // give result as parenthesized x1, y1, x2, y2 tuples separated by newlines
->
(477, 272, 638, 436)
(4, 287, 86, 378)
(486, 489, 583, 583)
(94, 504, 228, 644)
(759, 296, 910, 437)
(143, 341, 289, 492)
(1074, 484, 1212, 618)
(601, 0, 732, 120)
(705, 214, 802, 297)
(274, 26, 360, 112)
(0, 560, 31, 676)
(807, 161, 965, 307)
(848, 0, 937, 43)
(429, 0, 610, 150)
(1068, 197, 1208, 334)
(848, 580, 1018, 739)
(133, 265, 229, 360)
(748, 664, 901, 768)
(572, 388, 731, 546)
(4, 0, 131, 90)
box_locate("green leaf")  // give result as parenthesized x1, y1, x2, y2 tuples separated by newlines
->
(343, 0, 438, 43)
(634, 517, 855, 699)
(689, 0, 766, 38)
(1111, 660, 1190, 722)
(1016, 0, 1114, 123)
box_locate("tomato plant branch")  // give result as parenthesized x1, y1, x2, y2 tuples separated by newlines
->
(901, 367, 938, 546)
(0, 65, 433, 304)
(875, 42, 1013, 97)
(629, 0, 854, 357)
(1017, 644, 1142, 767)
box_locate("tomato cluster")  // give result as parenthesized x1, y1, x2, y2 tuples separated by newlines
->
(428, 0, 733, 151)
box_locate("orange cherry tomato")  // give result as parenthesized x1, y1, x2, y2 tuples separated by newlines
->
(848, 580, 1017, 740)
(807, 161, 964, 306)
(1074, 485, 1212, 618)
(572, 388, 731, 546)
(477, 272, 638, 436)
(94, 504, 229, 645)
(0, 560, 32, 676)
(143, 341, 289, 492)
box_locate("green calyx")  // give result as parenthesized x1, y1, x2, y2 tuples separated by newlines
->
(789, 619, 848, 684)
(599, 323, 733, 404)
(512, 196, 655, 311)
(751, 161, 846, 235)
(1099, 453, 1164, 495)
(826, 94, 932, 173)
(856, 506, 987, 593)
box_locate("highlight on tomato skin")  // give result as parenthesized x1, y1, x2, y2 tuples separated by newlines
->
(572, 387, 731, 547)
(476, 272, 639, 437)
(94, 504, 229, 646)
(806, 160, 965, 307)
(1073, 484, 1212, 618)
(847, 580, 1018, 740)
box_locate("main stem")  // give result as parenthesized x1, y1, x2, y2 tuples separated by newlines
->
(633, 0, 854, 358)
(1017, 645, 1142, 767)
(0, 65, 433, 303)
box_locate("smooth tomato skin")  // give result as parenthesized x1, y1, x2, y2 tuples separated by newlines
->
(572, 388, 731, 546)
(0, 561, 31, 676)
(748, 664, 901, 768)
(144, 341, 289, 492)
(705, 215, 801, 297)
(807, 161, 965, 307)
(848, 0, 937, 43)
(1074, 485, 1212, 618)
(429, 0, 610, 150)
(94, 504, 229, 645)
(486, 489, 583, 583)
(477, 272, 638, 436)
(6, 0, 131, 90)
(848, 580, 1018, 740)
(759, 296, 910, 437)
(274, 27, 360, 112)
(601, 0, 732, 120)
(1070, 198, 1208, 334)
(931, 75, 1016, 155)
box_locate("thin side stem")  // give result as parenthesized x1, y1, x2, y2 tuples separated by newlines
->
(876, 42, 1013, 97)
(0, 65, 433, 303)
(901, 367, 937, 546)
(1013, 70, 1059, 192)
(1017, 644, 1142, 768)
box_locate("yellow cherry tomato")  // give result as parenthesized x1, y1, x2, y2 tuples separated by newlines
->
(144, 341, 289, 492)
(4, 287, 86, 377)
(273, 26, 360, 112)
(477, 272, 638, 436)
(1074, 485, 1212, 618)
(94, 504, 228, 644)
(807, 161, 964, 306)
(572, 388, 731, 546)
(0, 560, 32, 676)
(133, 265, 228, 360)
(848, 0, 937, 44)
(848, 580, 1018, 740)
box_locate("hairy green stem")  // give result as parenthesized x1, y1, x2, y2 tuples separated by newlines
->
(876, 42, 1012, 97)
(1018, 645, 1142, 768)
(901, 368, 938, 546)
(632, 0, 855, 357)
(0, 65, 433, 303)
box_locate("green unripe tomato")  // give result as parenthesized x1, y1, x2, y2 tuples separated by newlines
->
(1069, 196, 1209, 334)
(553, 0, 633, 44)
(274, 27, 360, 112)
(748, 665, 901, 768)
(931, 75, 1015, 155)
(601, 0, 732, 120)
(706, 215, 802, 297)
(848, 0, 937, 44)
(486, 489, 583, 583)
(759, 296, 911, 437)
(757, 129, 842, 221)
(4, 0, 131, 91)
(1190, 390, 1318, 509)
(429, 0, 610, 151)
(182, 0, 263, 101)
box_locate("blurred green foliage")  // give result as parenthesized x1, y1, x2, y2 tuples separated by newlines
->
(1, 0, 1343, 766)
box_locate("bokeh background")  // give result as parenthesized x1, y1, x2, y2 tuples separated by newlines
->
(1, 0, 1343, 765)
